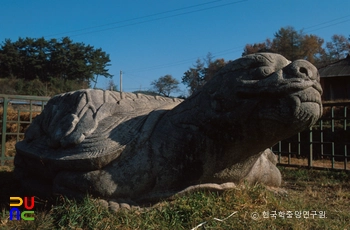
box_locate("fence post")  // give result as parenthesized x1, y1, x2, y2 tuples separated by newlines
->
(331, 106, 335, 169)
(345, 106, 347, 170)
(1, 96, 9, 166)
(0, 94, 50, 165)
(308, 126, 313, 167)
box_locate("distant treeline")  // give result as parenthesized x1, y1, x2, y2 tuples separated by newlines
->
(0, 37, 113, 96)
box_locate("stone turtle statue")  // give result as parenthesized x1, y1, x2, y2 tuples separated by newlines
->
(15, 53, 322, 209)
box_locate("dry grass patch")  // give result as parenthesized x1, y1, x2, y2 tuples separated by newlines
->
(279, 156, 350, 170)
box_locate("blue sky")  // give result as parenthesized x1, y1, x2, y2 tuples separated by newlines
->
(1, 0, 350, 96)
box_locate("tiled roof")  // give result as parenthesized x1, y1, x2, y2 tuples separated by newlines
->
(319, 54, 350, 78)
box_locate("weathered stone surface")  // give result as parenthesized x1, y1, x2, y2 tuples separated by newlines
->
(108, 201, 120, 212)
(14, 53, 322, 206)
(96, 199, 108, 209)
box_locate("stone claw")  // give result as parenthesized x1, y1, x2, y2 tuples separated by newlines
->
(95, 199, 141, 213)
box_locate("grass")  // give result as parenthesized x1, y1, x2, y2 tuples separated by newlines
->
(0, 164, 350, 230)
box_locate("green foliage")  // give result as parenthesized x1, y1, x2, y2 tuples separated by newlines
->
(321, 34, 350, 65)
(243, 26, 350, 67)
(182, 58, 206, 95)
(151, 74, 180, 97)
(271, 26, 307, 61)
(0, 77, 89, 96)
(279, 167, 350, 184)
(182, 53, 227, 94)
(0, 37, 113, 88)
(52, 196, 112, 229)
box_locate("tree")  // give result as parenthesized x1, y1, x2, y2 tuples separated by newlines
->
(0, 37, 113, 86)
(204, 58, 227, 82)
(0, 39, 21, 78)
(325, 34, 350, 60)
(271, 26, 304, 61)
(151, 75, 180, 97)
(312, 34, 350, 67)
(242, 26, 324, 65)
(182, 58, 206, 94)
(242, 39, 273, 56)
(182, 53, 227, 95)
(106, 80, 118, 91)
(300, 34, 324, 64)
(89, 47, 113, 88)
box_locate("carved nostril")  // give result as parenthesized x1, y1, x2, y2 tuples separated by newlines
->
(299, 67, 308, 76)
(284, 60, 317, 80)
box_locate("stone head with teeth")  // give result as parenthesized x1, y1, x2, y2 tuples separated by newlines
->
(15, 53, 322, 207)
(205, 52, 323, 147)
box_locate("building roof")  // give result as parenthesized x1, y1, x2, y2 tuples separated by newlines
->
(319, 54, 350, 78)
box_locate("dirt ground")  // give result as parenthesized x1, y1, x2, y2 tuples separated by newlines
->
(278, 156, 349, 170)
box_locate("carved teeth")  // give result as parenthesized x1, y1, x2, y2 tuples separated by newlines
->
(298, 93, 321, 104)
(290, 87, 322, 125)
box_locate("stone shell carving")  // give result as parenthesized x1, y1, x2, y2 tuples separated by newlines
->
(15, 53, 323, 205)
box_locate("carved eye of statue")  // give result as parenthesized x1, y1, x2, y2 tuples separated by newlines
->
(251, 66, 274, 79)
(260, 67, 273, 76)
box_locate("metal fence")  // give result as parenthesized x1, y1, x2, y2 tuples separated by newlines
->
(0, 94, 50, 166)
(1, 94, 349, 170)
(273, 101, 349, 170)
